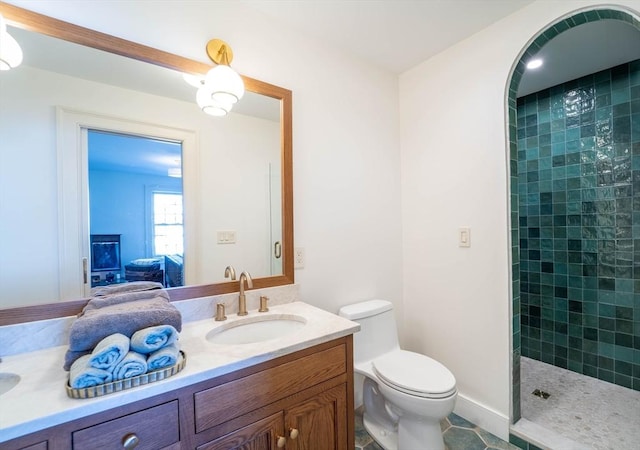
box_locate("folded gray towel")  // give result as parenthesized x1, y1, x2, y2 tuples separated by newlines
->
(67, 296, 182, 354)
(147, 343, 180, 371)
(89, 333, 130, 371)
(69, 354, 113, 389)
(130, 325, 178, 353)
(91, 281, 164, 297)
(82, 286, 169, 312)
(113, 351, 148, 380)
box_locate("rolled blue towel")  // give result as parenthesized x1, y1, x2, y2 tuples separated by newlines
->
(64, 349, 90, 371)
(69, 354, 113, 388)
(147, 343, 180, 371)
(113, 351, 148, 380)
(89, 333, 130, 371)
(130, 325, 178, 354)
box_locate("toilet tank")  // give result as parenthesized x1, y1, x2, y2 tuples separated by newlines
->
(338, 299, 400, 365)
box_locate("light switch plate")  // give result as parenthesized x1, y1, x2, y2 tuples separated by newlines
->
(217, 230, 236, 244)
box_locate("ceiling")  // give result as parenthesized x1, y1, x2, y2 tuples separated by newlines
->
(239, 0, 640, 95)
(518, 19, 640, 96)
(240, 0, 536, 73)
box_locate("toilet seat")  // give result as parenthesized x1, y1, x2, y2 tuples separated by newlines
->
(372, 350, 456, 399)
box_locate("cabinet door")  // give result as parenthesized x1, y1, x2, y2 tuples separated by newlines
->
(197, 412, 285, 450)
(284, 384, 347, 450)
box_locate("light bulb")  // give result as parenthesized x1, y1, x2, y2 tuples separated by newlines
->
(526, 58, 543, 70)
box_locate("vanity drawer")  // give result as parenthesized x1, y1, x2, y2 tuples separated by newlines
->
(72, 400, 179, 450)
(194, 343, 346, 433)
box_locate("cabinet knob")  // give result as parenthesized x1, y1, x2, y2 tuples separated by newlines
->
(289, 427, 299, 439)
(122, 433, 139, 449)
(277, 435, 287, 448)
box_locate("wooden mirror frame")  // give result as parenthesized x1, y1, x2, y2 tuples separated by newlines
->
(0, 1, 293, 325)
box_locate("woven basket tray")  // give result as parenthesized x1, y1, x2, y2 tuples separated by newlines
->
(66, 351, 186, 399)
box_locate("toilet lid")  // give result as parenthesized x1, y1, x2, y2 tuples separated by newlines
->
(372, 350, 456, 399)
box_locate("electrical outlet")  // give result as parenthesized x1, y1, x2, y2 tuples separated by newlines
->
(294, 247, 305, 269)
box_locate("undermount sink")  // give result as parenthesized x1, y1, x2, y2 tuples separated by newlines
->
(206, 314, 307, 345)
(0, 372, 20, 397)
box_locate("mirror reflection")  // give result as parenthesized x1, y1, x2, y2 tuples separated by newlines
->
(88, 131, 184, 292)
(0, 22, 285, 309)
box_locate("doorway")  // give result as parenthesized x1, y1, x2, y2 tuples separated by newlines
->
(87, 130, 184, 292)
(507, 7, 640, 449)
(56, 108, 197, 301)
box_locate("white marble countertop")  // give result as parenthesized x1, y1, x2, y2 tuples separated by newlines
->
(0, 301, 359, 443)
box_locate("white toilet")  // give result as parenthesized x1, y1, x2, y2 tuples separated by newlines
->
(339, 299, 457, 450)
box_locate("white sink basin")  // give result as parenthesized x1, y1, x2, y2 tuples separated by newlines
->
(206, 314, 307, 345)
(0, 372, 20, 397)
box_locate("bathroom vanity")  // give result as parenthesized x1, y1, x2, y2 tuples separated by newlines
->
(0, 5, 358, 449)
(0, 301, 358, 450)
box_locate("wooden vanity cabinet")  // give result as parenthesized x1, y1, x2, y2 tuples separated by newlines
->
(1, 336, 354, 450)
(198, 384, 347, 450)
(191, 337, 352, 449)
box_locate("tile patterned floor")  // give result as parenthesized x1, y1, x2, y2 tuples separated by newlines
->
(355, 408, 520, 450)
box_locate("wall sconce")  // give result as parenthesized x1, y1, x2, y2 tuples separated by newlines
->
(0, 13, 23, 70)
(195, 39, 244, 117)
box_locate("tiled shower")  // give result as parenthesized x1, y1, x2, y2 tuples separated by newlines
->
(517, 59, 640, 391)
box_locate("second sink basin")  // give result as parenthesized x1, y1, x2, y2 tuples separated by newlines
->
(0, 372, 20, 397)
(206, 314, 307, 345)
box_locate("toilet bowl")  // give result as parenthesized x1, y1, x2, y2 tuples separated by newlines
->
(339, 300, 457, 450)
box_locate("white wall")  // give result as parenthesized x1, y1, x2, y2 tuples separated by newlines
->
(4, 1, 403, 318)
(399, 0, 640, 438)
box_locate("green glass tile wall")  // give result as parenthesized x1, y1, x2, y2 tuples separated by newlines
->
(517, 60, 640, 391)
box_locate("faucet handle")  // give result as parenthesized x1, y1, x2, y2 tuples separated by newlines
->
(259, 296, 269, 312)
(215, 303, 227, 321)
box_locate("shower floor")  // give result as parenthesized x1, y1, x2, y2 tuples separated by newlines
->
(517, 356, 640, 450)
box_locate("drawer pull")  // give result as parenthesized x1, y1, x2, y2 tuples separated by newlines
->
(122, 433, 140, 449)
(289, 428, 299, 439)
(277, 435, 286, 448)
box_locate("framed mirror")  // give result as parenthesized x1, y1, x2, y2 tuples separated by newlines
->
(0, 1, 293, 324)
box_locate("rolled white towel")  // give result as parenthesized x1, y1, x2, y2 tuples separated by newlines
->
(130, 325, 178, 354)
(113, 351, 148, 380)
(147, 343, 180, 371)
(69, 354, 113, 388)
(89, 333, 130, 371)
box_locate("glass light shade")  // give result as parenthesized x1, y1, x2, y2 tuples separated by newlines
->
(0, 15, 23, 71)
(196, 85, 231, 117)
(204, 65, 244, 104)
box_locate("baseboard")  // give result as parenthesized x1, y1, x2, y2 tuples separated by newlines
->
(511, 418, 585, 450)
(453, 393, 510, 441)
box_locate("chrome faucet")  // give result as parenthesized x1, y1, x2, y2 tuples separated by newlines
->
(224, 265, 237, 281)
(238, 271, 253, 316)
